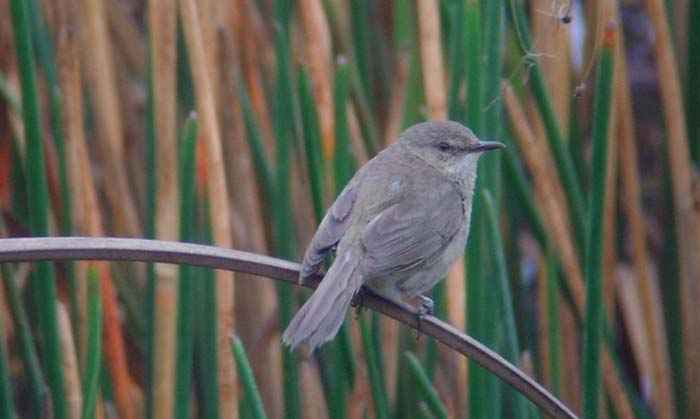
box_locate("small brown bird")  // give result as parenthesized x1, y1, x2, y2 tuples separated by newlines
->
(282, 121, 504, 352)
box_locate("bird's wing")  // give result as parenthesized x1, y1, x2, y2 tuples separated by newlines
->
(360, 179, 464, 280)
(300, 177, 360, 280)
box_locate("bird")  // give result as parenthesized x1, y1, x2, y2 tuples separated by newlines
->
(282, 120, 505, 352)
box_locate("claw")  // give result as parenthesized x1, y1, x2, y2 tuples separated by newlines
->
(416, 295, 434, 316)
(414, 295, 434, 338)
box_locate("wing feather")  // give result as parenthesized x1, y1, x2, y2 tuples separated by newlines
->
(360, 181, 463, 280)
(300, 178, 359, 279)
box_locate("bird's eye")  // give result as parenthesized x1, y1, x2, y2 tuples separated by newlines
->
(437, 142, 452, 152)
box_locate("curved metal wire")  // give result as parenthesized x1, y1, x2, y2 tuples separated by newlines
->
(0, 237, 577, 419)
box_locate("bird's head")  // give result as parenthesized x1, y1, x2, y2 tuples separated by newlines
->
(398, 121, 505, 179)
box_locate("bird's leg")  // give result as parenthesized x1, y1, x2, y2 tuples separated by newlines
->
(416, 294, 434, 338)
(351, 287, 367, 318)
(402, 294, 434, 339)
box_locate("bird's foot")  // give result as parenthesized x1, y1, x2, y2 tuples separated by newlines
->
(352, 288, 367, 318)
(411, 295, 434, 340)
(415, 295, 434, 316)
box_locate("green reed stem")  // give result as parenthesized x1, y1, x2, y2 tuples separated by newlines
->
(582, 33, 615, 419)
(404, 352, 447, 419)
(81, 268, 102, 419)
(9, 1, 66, 417)
(231, 336, 268, 419)
(174, 116, 198, 419)
(507, 0, 586, 255)
(298, 70, 326, 224)
(359, 314, 389, 419)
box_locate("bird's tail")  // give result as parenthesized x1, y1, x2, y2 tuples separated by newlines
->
(282, 250, 361, 352)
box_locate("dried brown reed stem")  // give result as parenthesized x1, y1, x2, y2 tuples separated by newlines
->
(99, 263, 139, 419)
(503, 81, 634, 419)
(200, 0, 221, 115)
(55, 2, 136, 417)
(58, 303, 82, 419)
(78, 0, 140, 237)
(106, 0, 145, 74)
(671, 0, 689, 70)
(503, 82, 583, 306)
(383, 52, 409, 146)
(149, 0, 179, 417)
(612, 5, 676, 415)
(54, 0, 89, 366)
(558, 293, 581, 411)
(179, 0, 238, 416)
(530, 0, 571, 131)
(616, 266, 654, 399)
(221, 12, 284, 416)
(347, 345, 371, 419)
(299, 0, 335, 161)
(237, 0, 276, 159)
(642, 1, 700, 415)
(300, 360, 329, 419)
(417, 0, 447, 120)
(348, 103, 369, 166)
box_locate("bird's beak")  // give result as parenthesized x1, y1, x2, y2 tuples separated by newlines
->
(470, 140, 506, 153)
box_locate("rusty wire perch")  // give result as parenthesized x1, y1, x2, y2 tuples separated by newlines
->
(0, 237, 577, 419)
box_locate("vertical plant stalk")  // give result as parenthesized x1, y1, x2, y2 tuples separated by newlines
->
(198, 0, 221, 114)
(174, 116, 197, 419)
(688, 0, 700, 162)
(9, 1, 66, 418)
(270, 0, 300, 416)
(417, 0, 447, 120)
(54, 0, 87, 362)
(582, 24, 615, 419)
(224, 10, 283, 415)
(508, 0, 586, 254)
(81, 268, 102, 419)
(1, 265, 44, 417)
(546, 251, 561, 397)
(0, 285, 16, 419)
(237, 0, 276, 158)
(483, 191, 531, 418)
(179, 0, 238, 416)
(299, 0, 335, 162)
(503, 81, 585, 319)
(99, 262, 138, 419)
(231, 336, 268, 419)
(78, 0, 140, 237)
(537, 250, 551, 386)
(614, 2, 676, 414)
(57, 303, 82, 419)
(642, 1, 700, 415)
(616, 267, 655, 400)
(504, 80, 633, 418)
(105, 0, 146, 74)
(404, 352, 448, 419)
(149, 0, 179, 418)
(55, 1, 135, 417)
(359, 314, 389, 419)
(529, 0, 571, 135)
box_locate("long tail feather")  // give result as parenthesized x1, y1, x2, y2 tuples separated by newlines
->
(282, 250, 361, 352)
